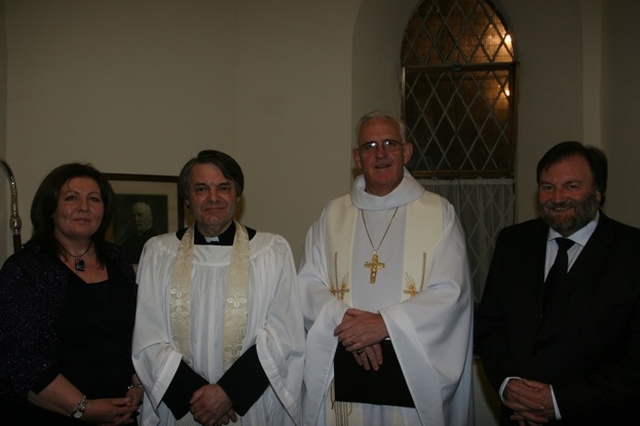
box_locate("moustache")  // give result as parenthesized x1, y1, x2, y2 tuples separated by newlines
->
(542, 200, 577, 210)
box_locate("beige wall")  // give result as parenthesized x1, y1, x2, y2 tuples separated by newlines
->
(1, 0, 360, 260)
(0, 1, 7, 260)
(503, 0, 587, 219)
(601, 0, 640, 226)
(3, 0, 639, 261)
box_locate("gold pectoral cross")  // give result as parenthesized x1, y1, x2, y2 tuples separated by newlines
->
(364, 252, 385, 284)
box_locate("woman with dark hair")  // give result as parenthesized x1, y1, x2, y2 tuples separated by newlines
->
(0, 163, 142, 425)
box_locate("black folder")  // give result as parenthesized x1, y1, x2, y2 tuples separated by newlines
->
(333, 340, 415, 407)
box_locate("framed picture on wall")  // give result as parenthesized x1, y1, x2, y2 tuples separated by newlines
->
(104, 173, 185, 265)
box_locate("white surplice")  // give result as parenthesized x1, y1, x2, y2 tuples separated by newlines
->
(133, 231, 304, 426)
(298, 170, 475, 426)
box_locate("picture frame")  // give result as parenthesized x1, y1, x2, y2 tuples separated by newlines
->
(104, 173, 185, 264)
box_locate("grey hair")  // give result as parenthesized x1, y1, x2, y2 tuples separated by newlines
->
(354, 110, 407, 148)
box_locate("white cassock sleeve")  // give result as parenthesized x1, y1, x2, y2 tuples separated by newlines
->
(298, 206, 351, 425)
(253, 235, 305, 425)
(380, 202, 474, 425)
(132, 236, 184, 425)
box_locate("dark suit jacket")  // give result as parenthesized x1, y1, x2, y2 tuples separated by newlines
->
(475, 213, 640, 425)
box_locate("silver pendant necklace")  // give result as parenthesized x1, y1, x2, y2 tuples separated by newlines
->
(63, 242, 93, 271)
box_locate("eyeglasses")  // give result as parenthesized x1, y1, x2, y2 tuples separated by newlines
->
(357, 139, 404, 153)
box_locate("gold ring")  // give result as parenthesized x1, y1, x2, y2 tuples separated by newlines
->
(356, 349, 364, 355)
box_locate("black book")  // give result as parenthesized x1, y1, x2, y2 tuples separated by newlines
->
(333, 339, 415, 408)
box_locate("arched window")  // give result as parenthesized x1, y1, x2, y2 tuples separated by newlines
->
(401, 0, 516, 299)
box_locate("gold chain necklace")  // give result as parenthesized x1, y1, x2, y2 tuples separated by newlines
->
(361, 207, 398, 284)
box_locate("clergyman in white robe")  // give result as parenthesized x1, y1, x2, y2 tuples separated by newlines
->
(133, 223, 304, 426)
(298, 169, 474, 426)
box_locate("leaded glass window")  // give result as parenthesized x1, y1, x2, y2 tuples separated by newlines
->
(400, 0, 517, 299)
(402, 0, 516, 178)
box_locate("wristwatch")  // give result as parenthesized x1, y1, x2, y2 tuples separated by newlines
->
(69, 395, 88, 419)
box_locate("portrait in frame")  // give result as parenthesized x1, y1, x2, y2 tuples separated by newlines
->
(104, 173, 185, 265)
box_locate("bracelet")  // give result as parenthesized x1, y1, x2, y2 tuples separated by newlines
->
(127, 383, 144, 390)
(69, 395, 88, 419)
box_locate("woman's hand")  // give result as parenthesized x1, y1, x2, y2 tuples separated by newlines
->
(84, 396, 139, 425)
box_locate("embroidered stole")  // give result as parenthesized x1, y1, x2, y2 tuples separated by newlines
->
(170, 221, 251, 371)
(324, 192, 443, 425)
(325, 192, 443, 304)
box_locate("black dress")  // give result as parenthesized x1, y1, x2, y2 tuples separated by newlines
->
(22, 259, 138, 425)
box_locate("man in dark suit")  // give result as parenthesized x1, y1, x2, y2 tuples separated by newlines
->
(475, 141, 640, 425)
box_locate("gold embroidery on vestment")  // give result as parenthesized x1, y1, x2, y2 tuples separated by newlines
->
(329, 251, 350, 301)
(404, 252, 427, 297)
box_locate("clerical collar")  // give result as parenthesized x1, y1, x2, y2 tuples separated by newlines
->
(351, 167, 425, 211)
(176, 222, 256, 245)
(196, 223, 235, 245)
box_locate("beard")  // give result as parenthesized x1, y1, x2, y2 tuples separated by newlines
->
(538, 191, 600, 236)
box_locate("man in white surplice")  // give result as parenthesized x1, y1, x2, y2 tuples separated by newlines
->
(133, 150, 304, 426)
(298, 111, 474, 426)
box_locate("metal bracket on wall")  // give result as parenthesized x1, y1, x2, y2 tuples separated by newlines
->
(0, 158, 22, 253)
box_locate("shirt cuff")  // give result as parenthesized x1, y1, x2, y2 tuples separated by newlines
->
(550, 384, 561, 420)
(162, 360, 208, 420)
(498, 376, 522, 401)
(500, 377, 561, 420)
(217, 345, 269, 415)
